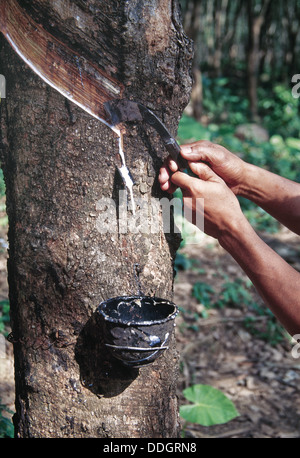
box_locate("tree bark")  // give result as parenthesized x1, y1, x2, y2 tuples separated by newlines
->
(246, 0, 271, 120)
(183, 0, 203, 120)
(212, 0, 228, 77)
(285, 0, 300, 79)
(0, 0, 192, 438)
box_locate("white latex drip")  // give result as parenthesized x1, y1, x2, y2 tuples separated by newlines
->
(114, 129, 136, 216)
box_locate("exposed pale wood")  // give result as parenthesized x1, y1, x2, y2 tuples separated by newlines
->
(0, 0, 124, 125)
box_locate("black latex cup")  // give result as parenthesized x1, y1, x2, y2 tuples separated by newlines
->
(97, 296, 179, 368)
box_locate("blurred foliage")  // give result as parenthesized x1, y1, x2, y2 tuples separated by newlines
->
(192, 281, 215, 308)
(174, 252, 194, 272)
(258, 84, 300, 138)
(175, 77, 298, 346)
(179, 77, 300, 140)
(0, 170, 5, 198)
(0, 299, 10, 336)
(201, 76, 250, 127)
(179, 0, 300, 122)
(0, 401, 14, 438)
(177, 251, 287, 346)
(244, 305, 288, 347)
(177, 77, 300, 233)
(0, 299, 13, 438)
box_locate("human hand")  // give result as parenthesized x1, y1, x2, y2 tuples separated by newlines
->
(161, 141, 246, 195)
(159, 161, 246, 241)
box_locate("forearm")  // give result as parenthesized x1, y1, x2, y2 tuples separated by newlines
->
(220, 217, 300, 336)
(240, 163, 300, 235)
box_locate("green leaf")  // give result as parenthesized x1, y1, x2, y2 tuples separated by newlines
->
(180, 385, 239, 427)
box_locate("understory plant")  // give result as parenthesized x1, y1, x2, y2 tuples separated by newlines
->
(180, 384, 239, 433)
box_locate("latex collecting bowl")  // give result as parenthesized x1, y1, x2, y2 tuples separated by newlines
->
(97, 295, 179, 368)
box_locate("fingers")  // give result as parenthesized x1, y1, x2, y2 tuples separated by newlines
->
(180, 140, 221, 163)
(189, 162, 220, 182)
(167, 158, 179, 173)
(171, 171, 201, 193)
(160, 181, 178, 194)
(159, 147, 223, 195)
(159, 158, 222, 195)
(158, 158, 178, 194)
(170, 163, 226, 196)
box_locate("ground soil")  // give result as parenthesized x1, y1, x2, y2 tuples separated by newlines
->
(175, 229, 300, 438)
(1, 197, 300, 438)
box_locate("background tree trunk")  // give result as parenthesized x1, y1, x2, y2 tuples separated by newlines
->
(246, 0, 271, 120)
(0, 0, 192, 438)
(212, 0, 228, 77)
(183, 0, 203, 120)
(285, 0, 300, 79)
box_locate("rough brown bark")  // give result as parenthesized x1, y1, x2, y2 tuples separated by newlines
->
(0, 0, 192, 438)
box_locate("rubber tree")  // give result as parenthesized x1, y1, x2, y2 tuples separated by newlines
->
(0, 0, 193, 438)
(246, 0, 271, 120)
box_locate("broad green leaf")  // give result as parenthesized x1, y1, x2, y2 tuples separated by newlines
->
(180, 385, 239, 427)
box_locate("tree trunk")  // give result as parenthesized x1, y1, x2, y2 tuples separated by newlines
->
(212, 0, 228, 77)
(246, 0, 271, 120)
(285, 0, 300, 79)
(0, 0, 192, 438)
(183, 0, 203, 120)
